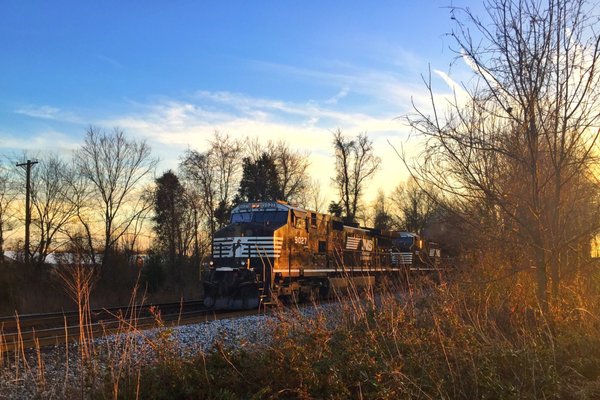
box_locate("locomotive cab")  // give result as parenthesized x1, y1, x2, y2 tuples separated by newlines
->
(389, 232, 441, 270)
(205, 202, 290, 309)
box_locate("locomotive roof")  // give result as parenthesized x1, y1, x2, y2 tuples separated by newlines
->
(231, 201, 321, 215)
(231, 202, 418, 238)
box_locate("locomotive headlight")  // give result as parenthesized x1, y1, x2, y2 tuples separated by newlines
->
(209, 261, 214, 266)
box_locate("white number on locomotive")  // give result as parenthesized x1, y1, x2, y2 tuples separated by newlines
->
(294, 236, 308, 245)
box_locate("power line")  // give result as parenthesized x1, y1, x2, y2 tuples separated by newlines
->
(16, 159, 38, 264)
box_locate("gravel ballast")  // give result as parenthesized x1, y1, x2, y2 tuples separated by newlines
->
(0, 302, 346, 399)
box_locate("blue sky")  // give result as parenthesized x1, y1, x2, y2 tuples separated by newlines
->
(0, 1, 476, 203)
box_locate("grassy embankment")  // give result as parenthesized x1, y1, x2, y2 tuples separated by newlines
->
(96, 265, 600, 399)
(2, 262, 600, 399)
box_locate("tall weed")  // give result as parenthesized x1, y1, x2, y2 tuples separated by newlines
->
(100, 270, 600, 399)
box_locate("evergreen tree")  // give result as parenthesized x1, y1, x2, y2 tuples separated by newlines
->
(237, 153, 282, 202)
(153, 171, 187, 271)
(328, 201, 343, 217)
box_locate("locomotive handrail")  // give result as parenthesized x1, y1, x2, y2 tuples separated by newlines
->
(332, 246, 344, 272)
(254, 242, 273, 300)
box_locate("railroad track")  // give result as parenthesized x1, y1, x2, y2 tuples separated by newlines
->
(0, 300, 205, 331)
(0, 300, 259, 352)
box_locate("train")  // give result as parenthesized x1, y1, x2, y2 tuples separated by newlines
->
(203, 200, 442, 309)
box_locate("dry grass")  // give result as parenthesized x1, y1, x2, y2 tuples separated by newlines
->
(2, 264, 600, 399)
(95, 270, 600, 399)
(0, 255, 203, 316)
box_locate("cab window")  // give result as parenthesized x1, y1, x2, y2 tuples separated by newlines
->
(231, 211, 288, 224)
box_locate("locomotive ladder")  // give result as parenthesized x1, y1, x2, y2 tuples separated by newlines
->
(255, 243, 277, 310)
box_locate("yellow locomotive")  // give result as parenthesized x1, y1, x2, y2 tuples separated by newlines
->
(203, 201, 440, 309)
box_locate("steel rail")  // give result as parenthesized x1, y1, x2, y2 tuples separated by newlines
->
(0, 300, 210, 350)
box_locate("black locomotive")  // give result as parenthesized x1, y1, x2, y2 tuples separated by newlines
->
(203, 201, 441, 309)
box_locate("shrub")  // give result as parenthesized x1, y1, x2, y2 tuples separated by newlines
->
(141, 252, 166, 293)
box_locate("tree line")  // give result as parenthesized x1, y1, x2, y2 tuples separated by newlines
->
(406, 0, 600, 312)
(0, 128, 158, 269)
(153, 131, 439, 272)
(0, 127, 438, 273)
(2, 0, 598, 316)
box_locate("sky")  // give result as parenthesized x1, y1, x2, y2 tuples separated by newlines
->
(0, 1, 478, 205)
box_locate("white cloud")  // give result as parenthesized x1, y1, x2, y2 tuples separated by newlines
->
(14, 105, 81, 123)
(4, 56, 463, 206)
(433, 69, 468, 101)
(249, 59, 434, 112)
(0, 129, 79, 155)
(325, 86, 350, 104)
(101, 90, 423, 204)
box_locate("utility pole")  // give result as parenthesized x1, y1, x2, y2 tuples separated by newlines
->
(16, 159, 38, 264)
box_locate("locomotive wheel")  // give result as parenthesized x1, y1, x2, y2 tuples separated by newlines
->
(299, 286, 321, 303)
(281, 289, 300, 305)
(229, 283, 260, 310)
(242, 294, 260, 309)
(214, 296, 231, 310)
(204, 296, 215, 308)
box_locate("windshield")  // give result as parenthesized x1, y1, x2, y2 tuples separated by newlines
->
(393, 237, 415, 251)
(230, 213, 252, 223)
(230, 211, 288, 225)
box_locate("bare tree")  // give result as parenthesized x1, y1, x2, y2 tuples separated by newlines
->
(75, 127, 157, 266)
(63, 159, 99, 266)
(372, 189, 394, 231)
(298, 178, 326, 213)
(407, 0, 600, 309)
(28, 155, 79, 267)
(391, 178, 439, 234)
(272, 141, 310, 203)
(180, 132, 243, 238)
(0, 164, 19, 262)
(209, 132, 243, 211)
(118, 184, 154, 256)
(181, 150, 216, 235)
(248, 138, 310, 203)
(332, 129, 381, 223)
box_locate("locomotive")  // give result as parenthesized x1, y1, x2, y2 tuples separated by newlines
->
(203, 201, 441, 309)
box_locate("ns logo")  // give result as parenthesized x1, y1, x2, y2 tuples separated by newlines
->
(362, 239, 374, 252)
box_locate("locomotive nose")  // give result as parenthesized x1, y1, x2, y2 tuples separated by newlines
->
(233, 225, 256, 237)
